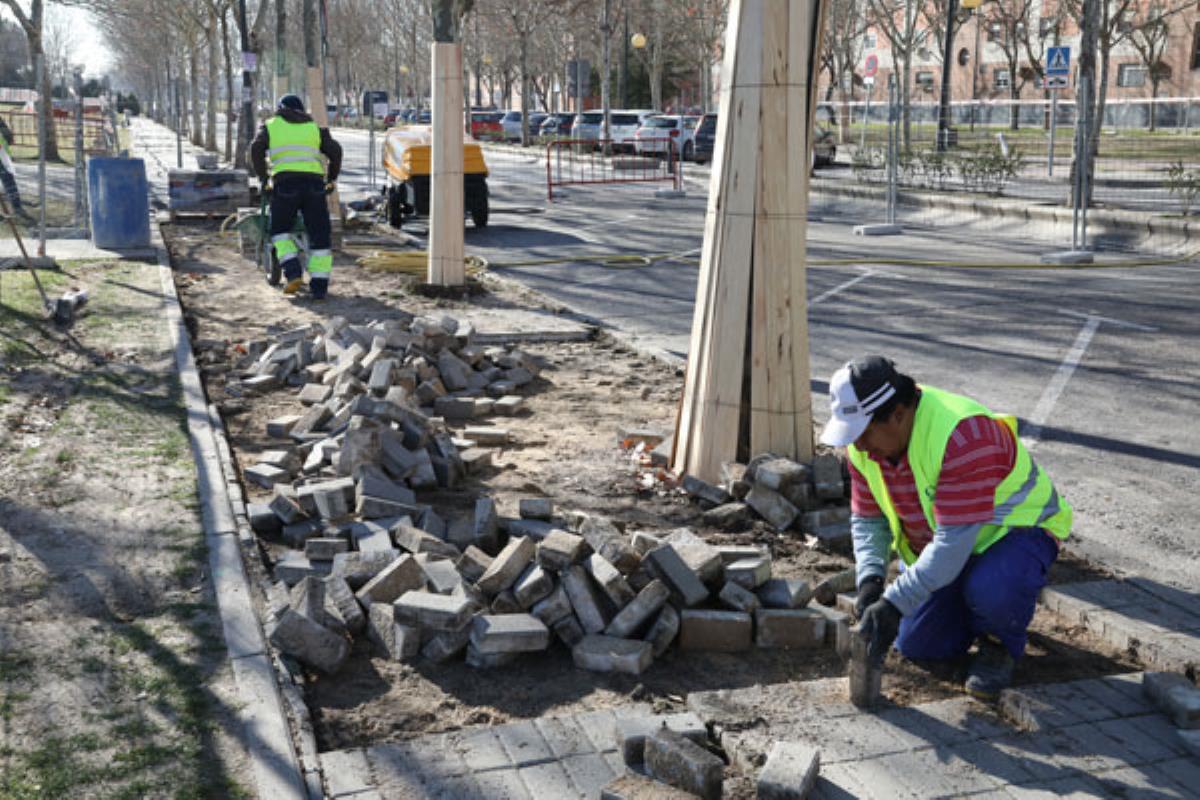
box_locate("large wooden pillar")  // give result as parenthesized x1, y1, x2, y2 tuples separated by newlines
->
(673, 0, 826, 482)
(428, 42, 466, 287)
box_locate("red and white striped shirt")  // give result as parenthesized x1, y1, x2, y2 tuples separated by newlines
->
(850, 414, 1017, 554)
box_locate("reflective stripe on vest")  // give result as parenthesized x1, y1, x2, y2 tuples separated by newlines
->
(265, 117, 325, 176)
(845, 385, 1072, 566)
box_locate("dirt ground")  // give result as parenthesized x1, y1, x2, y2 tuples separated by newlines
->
(162, 219, 1145, 758)
(0, 259, 252, 797)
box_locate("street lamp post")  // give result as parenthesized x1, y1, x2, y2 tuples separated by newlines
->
(936, 0, 961, 151)
(630, 31, 646, 109)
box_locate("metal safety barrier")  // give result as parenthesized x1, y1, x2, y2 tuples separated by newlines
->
(545, 138, 682, 200)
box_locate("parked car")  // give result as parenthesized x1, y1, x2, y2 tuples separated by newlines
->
(610, 110, 655, 152)
(470, 111, 504, 140)
(812, 125, 837, 168)
(416, 110, 431, 124)
(571, 110, 605, 147)
(502, 111, 551, 142)
(680, 115, 702, 160)
(538, 113, 575, 137)
(692, 113, 717, 163)
(634, 114, 688, 158)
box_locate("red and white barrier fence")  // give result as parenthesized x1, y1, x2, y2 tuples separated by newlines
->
(545, 138, 682, 200)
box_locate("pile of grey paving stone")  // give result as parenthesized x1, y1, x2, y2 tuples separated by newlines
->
(231, 315, 853, 676)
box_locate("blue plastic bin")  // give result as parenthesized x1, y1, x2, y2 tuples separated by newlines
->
(88, 157, 151, 249)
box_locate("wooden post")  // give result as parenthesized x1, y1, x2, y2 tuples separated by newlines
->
(673, 0, 825, 483)
(428, 42, 466, 287)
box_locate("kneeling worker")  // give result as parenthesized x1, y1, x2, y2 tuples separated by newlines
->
(250, 94, 342, 299)
(821, 356, 1071, 699)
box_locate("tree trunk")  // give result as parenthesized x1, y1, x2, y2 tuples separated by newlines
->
(221, 8, 234, 161)
(519, 34, 530, 144)
(1009, 78, 1020, 131)
(38, 42, 59, 160)
(1149, 79, 1159, 132)
(190, 46, 203, 146)
(901, 54, 912, 152)
(206, 14, 219, 151)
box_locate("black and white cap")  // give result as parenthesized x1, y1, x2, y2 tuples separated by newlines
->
(820, 355, 900, 447)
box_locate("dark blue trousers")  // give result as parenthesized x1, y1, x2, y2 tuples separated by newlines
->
(0, 160, 24, 212)
(895, 528, 1060, 662)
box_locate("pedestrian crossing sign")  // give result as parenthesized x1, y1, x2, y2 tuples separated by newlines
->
(1047, 47, 1070, 76)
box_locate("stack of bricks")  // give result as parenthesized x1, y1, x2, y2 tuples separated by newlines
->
(684, 452, 851, 546)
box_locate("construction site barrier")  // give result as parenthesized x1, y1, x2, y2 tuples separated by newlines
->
(546, 138, 682, 200)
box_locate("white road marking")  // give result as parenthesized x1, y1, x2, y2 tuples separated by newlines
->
(810, 270, 873, 305)
(1022, 310, 1154, 449)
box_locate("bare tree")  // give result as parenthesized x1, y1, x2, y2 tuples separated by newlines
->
(866, 0, 925, 150)
(0, 0, 59, 159)
(981, 0, 1035, 130)
(823, 0, 870, 143)
(1127, 0, 1185, 131)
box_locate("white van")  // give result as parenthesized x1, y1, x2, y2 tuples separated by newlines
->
(570, 109, 657, 152)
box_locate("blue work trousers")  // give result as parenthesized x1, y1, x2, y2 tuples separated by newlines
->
(895, 527, 1060, 662)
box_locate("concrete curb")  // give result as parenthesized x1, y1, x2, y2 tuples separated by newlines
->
(153, 223, 310, 800)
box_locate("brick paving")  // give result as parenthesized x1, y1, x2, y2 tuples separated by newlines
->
(315, 580, 1200, 799)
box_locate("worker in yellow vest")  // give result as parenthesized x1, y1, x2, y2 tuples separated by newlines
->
(821, 356, 1071, 700)
(0, 116, 33, 223)
(250, 95, 342, 299)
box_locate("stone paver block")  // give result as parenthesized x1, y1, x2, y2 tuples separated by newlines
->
(745, 485, 799, 531)
(394, 590, 479, 631)
(574, 634, 653, 675)
(644, 545, 709, 607)
(367, 603, 420, 661)
(725, 555, 772, 589)
(756, 608, 827, 649)
(812, 453, 845, 500)
(519, 498, 554, 520)
(420, 557, 463, 595)
(718, 581, 761, 613)
(495, 719, 556, 768)
(644, 727, 723, 800)
(810, 604, 851, 658)
(553, 614, 586, 647)
(1144, 671, 1200, 728)
(678, 610, 752, 652)
(421, 622, 473, 663)
(470, 614, 551, 654)
(355, 553, 425, 608)
(513, 563, 555, 609)
(324, 575, 366, 635)
(331, 550, 396, 589)
(537, 530, 588, 571)
(757, 740, 819, 800)
(682, 474, 730, 506)
(305, 536, 350, 562)
(606, 579, 670, 638)
(534, 716, 598, 760)
(350, 520, 395, 554)
(268, 608, 348, 674)
(456, 545, 493, 583)
(645, 604, 680, 656)
(562, 565, 611, 634)
(757, 578, 814, 609)
(246, 463, 289, 489)
(474, 497, 500, 552)
(393, 522, 459, 559)
(477, 535, 535, 596)
(586, 553, 636, 608)
(672, 542, 723, 585)
(616, 712, 707, 765)
(530, 583, 574, 627)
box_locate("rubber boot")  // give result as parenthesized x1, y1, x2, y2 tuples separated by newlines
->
(309, 277, 329, 301)
(281, 258, 304, 295)
(965, 636, 1014, 701)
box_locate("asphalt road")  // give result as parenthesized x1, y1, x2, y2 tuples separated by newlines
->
(328, 128, 1200, 592)
(134, 121, 1200, 592)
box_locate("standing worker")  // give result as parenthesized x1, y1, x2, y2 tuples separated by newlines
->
(250, 94, 342, 299)
(821, 356, 1071, 700)
(0, 116, 33, 223)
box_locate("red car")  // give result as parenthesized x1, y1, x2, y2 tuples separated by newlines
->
(470, 111, 503, 141)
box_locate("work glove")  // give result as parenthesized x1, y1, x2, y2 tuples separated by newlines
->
(856, 598, 902, 666)
(854, 575, 885, 620)
(324, 181, 336, 195)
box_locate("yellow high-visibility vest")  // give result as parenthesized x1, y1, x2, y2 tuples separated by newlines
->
(265, 117, 325, 176)
(846, 385, 1071, 566)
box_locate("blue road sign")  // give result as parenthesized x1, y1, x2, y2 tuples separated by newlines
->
(1047, 46, 1070, 77)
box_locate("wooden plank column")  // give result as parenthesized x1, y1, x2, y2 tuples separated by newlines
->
(673, 0, 826, 483)
(428, 42, 465, 286)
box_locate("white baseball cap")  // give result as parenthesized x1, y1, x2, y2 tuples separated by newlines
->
(820, 356, 900, 446)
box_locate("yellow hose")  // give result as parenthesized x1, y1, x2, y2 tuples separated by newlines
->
(355, 249, 490, 275)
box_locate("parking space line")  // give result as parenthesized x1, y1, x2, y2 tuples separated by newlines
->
(811, 270, 874, 306)
(1022, 312, 1156, 450)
